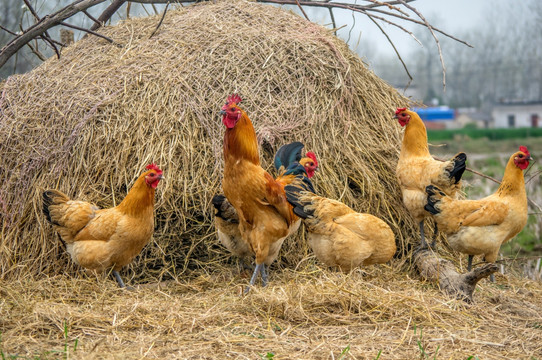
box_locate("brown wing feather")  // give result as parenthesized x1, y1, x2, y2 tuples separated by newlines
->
(73, 208, 120, 242)
(263, 172, 294, 226)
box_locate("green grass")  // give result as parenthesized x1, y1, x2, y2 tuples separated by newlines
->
(0, 322, 78, 360)
(413, 324, 440, 360)
(427, 127, 542, 142)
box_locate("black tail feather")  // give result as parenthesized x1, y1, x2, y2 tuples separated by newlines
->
(212, 194, 239, 223)
(285, 177, 315, 219)
(424, 185, 443, 215)
(42, 190, 60, 225)
(449, 152, 467, 184)
(274, 141, 304, 171)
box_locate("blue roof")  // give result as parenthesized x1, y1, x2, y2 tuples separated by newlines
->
(412, 107, 455, 121)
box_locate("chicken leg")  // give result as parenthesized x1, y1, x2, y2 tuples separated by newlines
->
(113, 270, 126, 288)
(245, 263, 269, 293)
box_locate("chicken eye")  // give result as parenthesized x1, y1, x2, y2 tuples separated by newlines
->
(149, 173, 155, 177)
(519, 154, 524, 158)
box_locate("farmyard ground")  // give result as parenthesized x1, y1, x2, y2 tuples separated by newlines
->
(1, 264, 541, 359)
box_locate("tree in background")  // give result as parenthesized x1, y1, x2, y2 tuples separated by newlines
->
(371, 0, 542, 108)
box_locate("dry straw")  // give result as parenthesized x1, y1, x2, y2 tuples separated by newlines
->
(0, 0, 413, 281)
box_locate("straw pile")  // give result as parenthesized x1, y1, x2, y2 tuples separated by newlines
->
(0, 0, 411, 281)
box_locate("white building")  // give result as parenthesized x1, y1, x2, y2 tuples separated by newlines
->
(491, 101, 542, 128)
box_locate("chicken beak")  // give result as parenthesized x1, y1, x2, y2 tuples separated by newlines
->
(527, 155, 533, 161)
(157, 174, 164, 181)
(219, 110, 226, 116)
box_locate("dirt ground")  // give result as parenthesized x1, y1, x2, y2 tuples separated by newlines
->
(1, 263, 541, 360)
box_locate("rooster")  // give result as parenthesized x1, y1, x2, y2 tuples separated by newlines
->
(212, 142, 318, 271)
(395, 107, 467, 248)
(425, 146, 532, 281)
(285, 178, 396, 270)
(42, 164, 163, 288)
(220, 94, 309, 291)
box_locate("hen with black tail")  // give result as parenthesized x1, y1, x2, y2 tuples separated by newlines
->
(284, 178, 396, 271)
(422, 147, 531, 281)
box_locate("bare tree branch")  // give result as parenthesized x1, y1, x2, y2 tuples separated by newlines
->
(294, 0, 310, 21)
(366, 14, 413, 87)
(149, 1, 171, 39)
(22, 0, 61, 57)
(0, 0, 108, 69)
(25, 41, 47, 62)
(0, 0, 472, 82)
(328, 8, 337, 35)
(0, 25, 18, 37)
(397, 0, 446, 89)
(59, 21, 116, 44)
(82, 9, 102, 27)
(89, 0, 127, 32)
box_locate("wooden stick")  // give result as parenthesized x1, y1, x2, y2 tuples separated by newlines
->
(414, 247, 498, 303)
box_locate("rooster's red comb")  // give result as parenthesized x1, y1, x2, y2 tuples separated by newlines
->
(146, 163, 163, 174)
(395, 107, 407, 115)
(306, 151, 318, 166)
(226, 94, 242, 105)
(519, 146, 530, 157)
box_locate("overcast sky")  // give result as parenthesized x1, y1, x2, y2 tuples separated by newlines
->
(313, 0, 524, 59)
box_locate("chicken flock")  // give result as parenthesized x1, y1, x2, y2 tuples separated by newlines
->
(42, 96, 533, 290)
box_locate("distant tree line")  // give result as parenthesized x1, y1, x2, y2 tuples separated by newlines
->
(371, 1, 542, 109)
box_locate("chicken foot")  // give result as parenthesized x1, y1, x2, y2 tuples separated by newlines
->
(112, 270, 134, 290)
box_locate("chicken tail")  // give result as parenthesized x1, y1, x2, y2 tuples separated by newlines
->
(284, 176, 315, 219)
(212, 194, 239, 224)
(448, 152, 467, 184)
(42, 189, 70, 226)
(424, 185, 447, 215)
(274, 141, 304, 172)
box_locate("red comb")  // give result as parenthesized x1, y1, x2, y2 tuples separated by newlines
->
(519, 146, 530, 157)
(306, 151, 318, 166)
(146, 163, 163, 174)
(226, 94, 242, 105)
(395, 107, 407, 115)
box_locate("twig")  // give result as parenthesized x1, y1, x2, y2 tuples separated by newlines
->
(346, 4, 357, 45)
(82, 9, 102, 26)
(149, 1, 171, 39)
(328, 8, 337, 35)
(396, 0, 446, 89)
(25, 41, 47, 61)
(89, 0, 126, 32)
(366, 14, 412, 85)
(294, 0, 310, 21)
(59, 21, 116, 44)
(0, 25, 18, 36)
(526, 169, 541, 184)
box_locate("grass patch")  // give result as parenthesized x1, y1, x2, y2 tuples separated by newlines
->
(428, 127, 542, 142)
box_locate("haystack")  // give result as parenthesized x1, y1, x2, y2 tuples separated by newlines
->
(0, 0, 411, 281)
